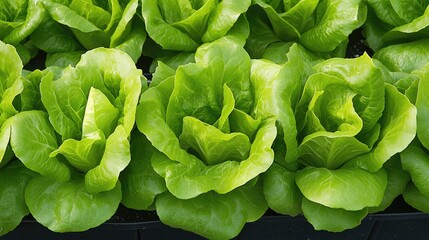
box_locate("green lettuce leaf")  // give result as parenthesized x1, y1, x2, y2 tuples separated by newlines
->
(365, 1, 429, 50)
(45, 51, 84, 68)
(300, 0, 367, 52)
(403, 183, 429, 213)
(11, 47, 143, 233)
(50, 137, 105, 172)
(296, 167, 387, 211)
(30, 17, 83, 53)
(133, 37, 276, 238)
(262, 163, 302, 216)
(120, 131, 167, 210)
(0, 40, 24, 125)
(401, 141, 429, 198)
(373, 39, 429, 73)
(416, 63, 429, 149)
(40, 48, 142, 140)
(0, 161, 36, 236)
(42, 0, 144, 61)
(10, 111, 71, 182)
(85, 125, 130, 193)
(142, 0, 250, 51)
(156, 181, 267, 240)
(369, 154, 410, 213)
(25, 176, 122, 232)
(247, 0, 365, 55)
(137, 46, 275, 196)
(346, 84, 416, 172)
(301, 197, 369, 232)
(263, 51, 416, 233)
(1, 0, 46, 45)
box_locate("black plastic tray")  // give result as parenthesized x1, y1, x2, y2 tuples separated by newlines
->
(2, 211, 429, 240)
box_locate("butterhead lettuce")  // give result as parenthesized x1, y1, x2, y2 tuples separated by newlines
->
(37, 0, 146, 62)
(121, 37, 276, 239)
(141, 0, 251, 52)
(245, 0, 366, 58)
(9, 47, 145, 232)
(373, 40, 429, 213)
(261, 46, 416, 232)
(364, 0, 429, 51)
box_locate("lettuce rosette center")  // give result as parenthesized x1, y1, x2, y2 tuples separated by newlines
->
(136, 37, 276, 199)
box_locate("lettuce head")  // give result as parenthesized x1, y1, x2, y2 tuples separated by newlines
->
(121, 37, 277, 239)
(260, 44, 416, 232)
(9, 47, 145, 232)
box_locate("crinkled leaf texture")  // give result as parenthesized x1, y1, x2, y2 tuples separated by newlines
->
(300, 0, 367, 52)
(0, 41, 24, 126)
(373, 39, 429, 74)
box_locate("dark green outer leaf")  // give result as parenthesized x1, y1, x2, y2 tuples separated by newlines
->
(401, 142, 429, 198)
(403, 182, 429, 213)
(120, 131, 166, 210)
(301, 197, 369, 232)
(30, 17, 82, 53)
(253, 0, 301, 41)
(3, 0, 46, 45)
(142, 0, 199, 51)
(373, 39, 429, 73)
(263, 163, 302, 216)
(416, 63, 429, 149)
(156, 181, 267, 240)
(0, 161, 36, 236)
(382, 6, 429, 45)
(367, 0, 407, 26)
(300, 0, 366, 52)
(244, 6, 281, 58)
(369, 154, 410, 213)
